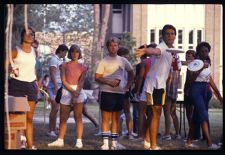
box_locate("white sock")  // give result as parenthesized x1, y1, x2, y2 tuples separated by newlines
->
(57, 138, 64, 142)
(112, 140, 117, 147)
(77, 139, 82, 143)
(103, 139, 109, 146)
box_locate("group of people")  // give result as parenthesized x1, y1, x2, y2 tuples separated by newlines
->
(6, 24, 223, 150)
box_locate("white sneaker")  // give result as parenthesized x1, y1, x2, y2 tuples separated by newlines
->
(47, 131, 58, 138)
(101, 144, 109, 150)
(111, 142, 126, 150)
(150, 146, 161, 150)
(208, 144, 220, 150)
(128, 135, 135, 140)
(48, 139, 64, 147)
(20, 135, 27, 149)
(46, 104, 51, 109)
(31, 145, 37, 150)
(75, 141, 83, 149)
(184, 143, 198, 148)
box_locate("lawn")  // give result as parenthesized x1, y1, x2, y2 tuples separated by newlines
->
(32, 99, 223, 150)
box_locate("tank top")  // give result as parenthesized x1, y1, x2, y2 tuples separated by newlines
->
(11, 46, 36, 82)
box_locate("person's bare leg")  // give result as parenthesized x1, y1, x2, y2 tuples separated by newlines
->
(49, 99, 59, 132)
(73, 102, 84, 139)
(201, 121, 212, 147)
(111, 111, 120, 134)
(123, 99, 132, 136)
(145, 106, 152, 149)
(163, 101, 171, 136)
(150, 105, 162, 150)
(25, 101, 36, 149)
(171, 102, 179, 135)
(138, 101, 147, 138)
(58, 104, 71, 139)
(82, 104, 99, 128)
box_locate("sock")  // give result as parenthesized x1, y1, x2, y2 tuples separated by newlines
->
(57, 138, 64, 142)
(111, 133, 119, 147)
(102, 131, 110, 146)
(76, 139, 82, 143)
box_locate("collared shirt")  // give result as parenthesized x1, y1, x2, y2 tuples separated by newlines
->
(143, 41, 173, 94)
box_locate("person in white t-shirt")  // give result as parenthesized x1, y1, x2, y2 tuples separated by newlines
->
(95, 37, 134, 150)
(135, 24, 177, 150)
(47, 44, 68, 137)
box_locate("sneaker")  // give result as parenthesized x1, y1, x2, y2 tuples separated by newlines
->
(128, 135, 135, 140)
(94, 131, 102, 136)
(150, 146, 161, 150)
(75, 141, 83, 149)
(31, 145, 37, 150)
(175, 134, 181, 140)
(131, 132, 138, 137)
(47, 131, 58, 138)
(46, 104, 51, 109)
(218, 142, 223, 146)
(122, 130, 128, 136)
(185, 143, 198, 148)
(101, 144, 109, 150)
(48, 139, 64, 147)
(111, 143, 126, 150)
(162, 135, 171, 141)
(144, 141, 151, 150)
(208, 144, 220, 150)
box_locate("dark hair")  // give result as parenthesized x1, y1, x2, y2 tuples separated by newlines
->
(117, 47, 129, 56)
(55, 44, 68, 54)
(196, 41, 211, 54)
(20, 26, 35, 44)
(44, 74, 49, 80)
(196, 42, 211, 64)
(106, 37, 120, 49)
(162, 24, 176, 36)
(138, 43, 157, 58)
(67, 44, 82, 59)
(186, 50, 196, 57)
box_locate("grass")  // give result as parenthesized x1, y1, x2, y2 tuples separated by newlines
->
(32, 99, 223, 150)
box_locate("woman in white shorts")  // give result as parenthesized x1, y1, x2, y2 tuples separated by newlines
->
(48, 44, 87, 149)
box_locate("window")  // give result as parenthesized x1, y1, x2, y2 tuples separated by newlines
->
(178, 30, 183, 44)
(159, 29, 162, 43)
(189, 30, 193, 44)
(112, 4, 123, 33)
(197, 30, 202, 44)
(150, 29, 155, 43)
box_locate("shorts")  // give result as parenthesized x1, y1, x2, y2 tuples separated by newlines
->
(47, 83, 62, 100)
(60, 85, 87, 106)
(8, 78, 38, 102)
(100, 92, 125, 112)
(146, 88, 166, 106)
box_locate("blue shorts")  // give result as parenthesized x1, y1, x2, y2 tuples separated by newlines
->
(8, 78, 38, 102)
(47, 83, 62, 100)
(100, 92, 125, 112)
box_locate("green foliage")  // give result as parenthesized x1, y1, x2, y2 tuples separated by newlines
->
(119, 32, 138, 66)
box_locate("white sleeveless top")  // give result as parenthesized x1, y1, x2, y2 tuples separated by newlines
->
(11, 46, 36, 82)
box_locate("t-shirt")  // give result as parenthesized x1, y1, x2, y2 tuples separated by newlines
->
(143, 41, 173, 94)
(96, 55, 133, 94)
(62, 62, 87, 85)
(47, 54, 63, 88)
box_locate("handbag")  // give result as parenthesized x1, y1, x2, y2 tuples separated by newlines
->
(55, 86, 63, 103)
